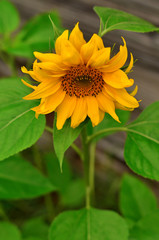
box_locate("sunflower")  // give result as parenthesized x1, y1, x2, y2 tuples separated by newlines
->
(21, 23, 139, 130)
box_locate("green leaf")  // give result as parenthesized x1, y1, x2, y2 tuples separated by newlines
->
(61, 179, 85, 207)
(94, 6, 159, 36)
(0, 221, 21, 240)
(49, 208, 128, 240)
(87, 109, 130, 141)
(45, 153, 72, 193)
(22, 217, 49, 240)
(124, 101, 159, 180)
(0, 155, 55, 199)
(8, 11, 62, 58)
(129, 210, 159, 240)
(120, 174, 157, 222)
(0, 78, 46, 161)
(0, 0, 20, 34)
(53, 116, 87, 168)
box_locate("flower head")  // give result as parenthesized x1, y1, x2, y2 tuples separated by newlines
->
(22, 23, 139, 129)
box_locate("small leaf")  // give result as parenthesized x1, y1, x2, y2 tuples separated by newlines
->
(0, 0, 20, 34)
(22, 217, 49, 240)
(94, 6, 159, 35)
(0, 78, 46, 161)
(129, 210, 159, 240)
(0, 221, 21, 240)
(8, 11, 62, 58)
(124, 101, 159, 180)
(49, 208, 128, 240)
(53, 116, 87, 168)
(0, 155, 55, 199)
(120, 174, 157, 222)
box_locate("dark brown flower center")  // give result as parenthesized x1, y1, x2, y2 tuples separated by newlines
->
(61, 65, 104, 97)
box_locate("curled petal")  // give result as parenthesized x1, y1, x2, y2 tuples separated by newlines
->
(125, 53, 134, 73)
(104, 84, 139, 108)
(69, 22, 86, 52)
(99, 37, 128, 72)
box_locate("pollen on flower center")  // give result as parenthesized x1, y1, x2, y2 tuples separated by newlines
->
(61, 65, 104, 97)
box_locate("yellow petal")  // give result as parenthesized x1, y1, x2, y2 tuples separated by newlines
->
(55, 30, 69, 55)
(99, 37, 128, 72)
(56, 95, 77, 129)
(104, 84, 139, 108)
(33, 88, 66, 115)
(69, 22, 86, 52)
(33, 61, 66, 81)
(71, 97, 87, 128)
(61, 40, 83, 65)
(34, 51, 61, 63)
(89, 34, 104, 49)
(96, 90, 120, 122)
(23, 79, 61, 100)
(125, 53, 134, 73)
(80, 41, 97, 64)
(87, 47, 111, 67)
(21, 65, 39, 82)
(80, 34, 104, 64)
(103, 70, 134, 89)
(115, 102, 134, 111)
(21, 79, 36, 89)
(130, 85, 138, 96)
(86, 96, 99, 126)
(36, 62, 68, 72)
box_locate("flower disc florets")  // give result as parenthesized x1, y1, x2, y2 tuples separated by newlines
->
(61, 65, 104, 97)
(21, 22, 139, 129)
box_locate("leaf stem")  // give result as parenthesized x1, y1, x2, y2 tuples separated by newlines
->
(87, 127, 127, 144)
(45, 126, 83, 158)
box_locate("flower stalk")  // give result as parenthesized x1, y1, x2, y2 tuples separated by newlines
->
(81, 126, 96, 209)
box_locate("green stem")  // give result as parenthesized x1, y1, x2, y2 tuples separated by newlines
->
(32, 144, 55, 221)
(45, 126, 83, 158)
(89, 142, 96, 203)
(87, 127, 127, 144)
(81, 126, 95, 209)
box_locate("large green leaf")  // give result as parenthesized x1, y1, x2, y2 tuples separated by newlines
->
(7, 11, 62, 58)
(0, 0, 19, 34)
(129, 210, 159, 240)
(120, 174, 157, 222)
(94, 6, 159, 36)
(0, 221, 21, 240)
(124, 101, 159, 180)
(53, 116, 87, 168)
(49, 208, 128, 240)
(0, 78, 45, 161)
(0, 155, 55, 199)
